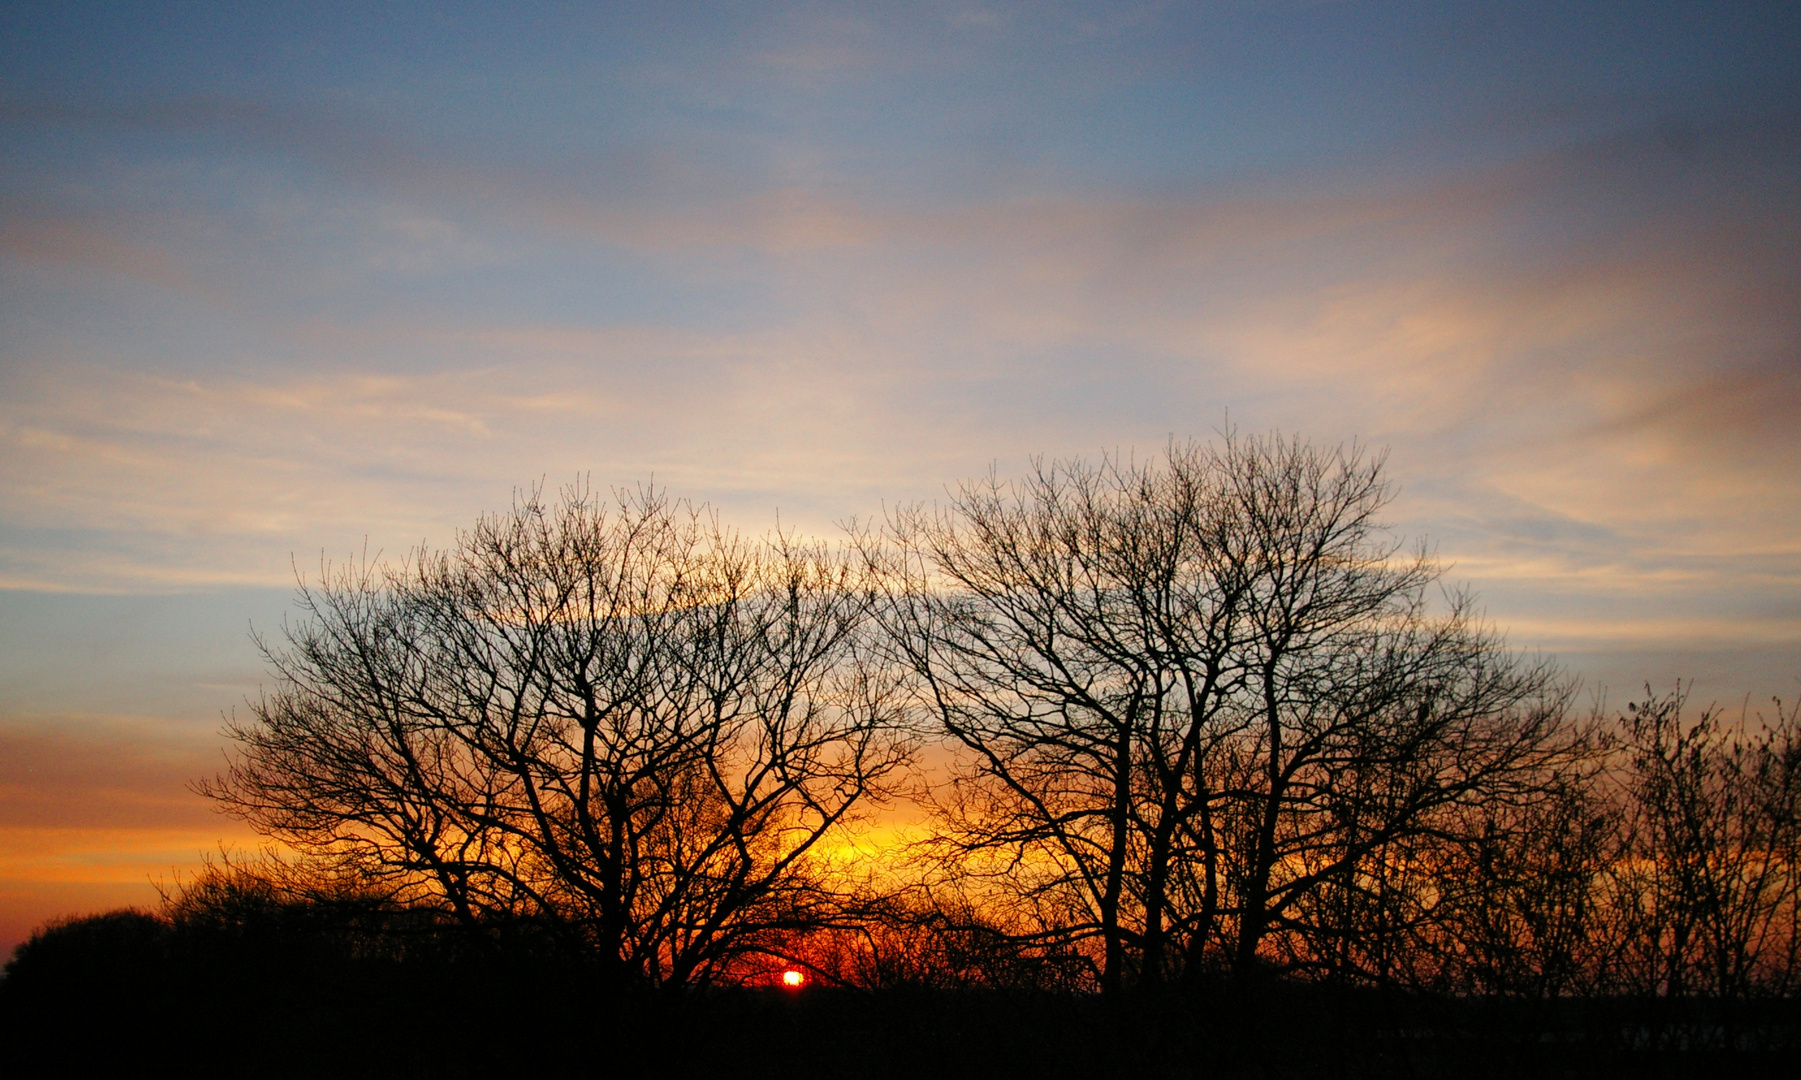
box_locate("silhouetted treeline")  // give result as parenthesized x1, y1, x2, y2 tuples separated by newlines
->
(0, 864, 594, 1078)
(4, 857, 1799, 1078)
(1413, 687, 1801, 1001)
(6, 435, 1800, 1075)
(5, 701, 1798, 1077)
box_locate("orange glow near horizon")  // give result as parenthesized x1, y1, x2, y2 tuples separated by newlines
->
(781, 969, 805, 988)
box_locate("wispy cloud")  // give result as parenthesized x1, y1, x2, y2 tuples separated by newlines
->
(0, 215, 196, 288)
(0, 716, 224, 832)
(3, 109, 1796, 608)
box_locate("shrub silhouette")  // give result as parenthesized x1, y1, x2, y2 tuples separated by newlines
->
(1, 910, 173, 1075)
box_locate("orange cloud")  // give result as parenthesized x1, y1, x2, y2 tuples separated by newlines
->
(0, 217, 194, 289)
(0, 716, 256, 958)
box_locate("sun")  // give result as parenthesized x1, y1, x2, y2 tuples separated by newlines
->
(780, 969, 806, 988)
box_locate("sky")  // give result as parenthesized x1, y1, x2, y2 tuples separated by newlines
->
(3, 0, 1799, 957)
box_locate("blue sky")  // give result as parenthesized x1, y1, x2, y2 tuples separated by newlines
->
(3, 0, 1799, 952)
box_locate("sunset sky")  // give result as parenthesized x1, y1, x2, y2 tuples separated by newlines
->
(3, 1, 1799, 956)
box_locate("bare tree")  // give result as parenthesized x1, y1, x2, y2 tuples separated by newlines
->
(872, 434, 1580, 991)
(1612, 687, 1801, 999)
(794, 891, 1091, 992)
(202, 484, 913, 988)
(1423, 762, 1626, 997)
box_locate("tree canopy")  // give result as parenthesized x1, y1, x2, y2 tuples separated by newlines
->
(204, 484, 913, 986)
(187, 437, 1800, 1000)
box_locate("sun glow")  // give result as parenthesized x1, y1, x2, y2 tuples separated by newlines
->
(781, 969, 806, 988)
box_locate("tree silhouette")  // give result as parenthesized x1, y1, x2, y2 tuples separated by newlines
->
(203, 484, 913, 987)
(1613, 687, 1801, 998)
(872, 434, 1582, 990)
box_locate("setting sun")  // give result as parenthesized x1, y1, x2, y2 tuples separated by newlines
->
(781, 969, 806, 988)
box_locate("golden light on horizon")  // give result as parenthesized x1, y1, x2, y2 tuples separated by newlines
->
(781, 969, 805, 988)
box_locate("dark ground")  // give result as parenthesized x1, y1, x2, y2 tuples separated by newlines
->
(3, 911, 1797, 1078)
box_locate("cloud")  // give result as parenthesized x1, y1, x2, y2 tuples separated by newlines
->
(0, 94, 455, 195)
(0, 91, 1796, 705)
(1591, 355, 1801, 453)
(0, 215, 195, 288)
(0, 715, 229, 833)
